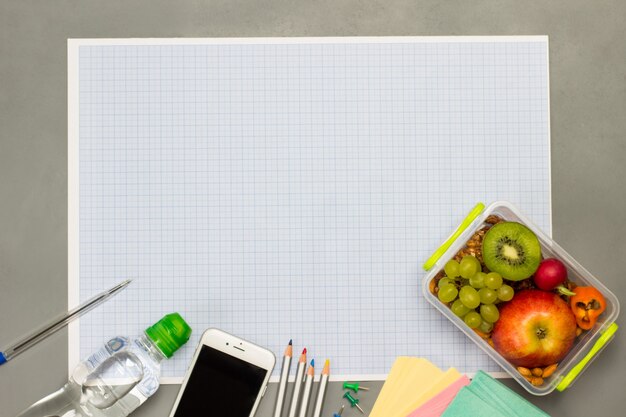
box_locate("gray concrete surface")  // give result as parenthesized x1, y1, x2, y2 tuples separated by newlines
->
(0, 1, 624, 416)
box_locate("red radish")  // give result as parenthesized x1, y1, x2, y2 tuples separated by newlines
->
(533, 258, 572, 294)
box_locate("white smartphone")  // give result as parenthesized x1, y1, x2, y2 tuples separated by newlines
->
(168, 328, 276, 416)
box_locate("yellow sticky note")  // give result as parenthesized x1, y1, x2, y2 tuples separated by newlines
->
(398, 367, 462, 417)
(370, 357, 444, 417)
(370, 357, 414, 417)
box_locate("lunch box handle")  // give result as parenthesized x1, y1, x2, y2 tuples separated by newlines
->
(556, 322, 618, 391)
(423, 202, 485, 271)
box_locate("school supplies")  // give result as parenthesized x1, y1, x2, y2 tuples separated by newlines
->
(369, 358, 550, 417)
(286, 348, 307, 417)
(342, 382, 369, 393)
(446, 371, 550, 417)
(405, 376, 469, 417)
(333, 405, 344, 417)
(70, 37, 552, 380)
(311, 359, 330, 417)
(297, 360, 315, 417)
(273, 340, 293, 417)
(370, 357, 458, 417)
(0, 279, 131, 366)
(342, 392, 364, 414)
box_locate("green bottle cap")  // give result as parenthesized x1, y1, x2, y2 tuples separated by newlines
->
(145, 313, 192, 358)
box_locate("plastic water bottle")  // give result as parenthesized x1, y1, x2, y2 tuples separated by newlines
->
(17, 313, 191, 417)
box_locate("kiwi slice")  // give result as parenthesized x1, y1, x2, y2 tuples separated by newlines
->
(482, 222, 541, 281)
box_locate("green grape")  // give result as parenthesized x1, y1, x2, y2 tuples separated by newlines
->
(484, 272, 503, 290)
(469, 272, 486, 289)
(497, 284, 514, 301)
(459, 286, 480, 309)
(478, 288, 498, 304)
(469, 255, 482, 272)
(480, 304, 500, 323)
(464, 311, 482, 328)
(438, 277, 454, 287)
(444, 260, 461, 278)
(451, 299, 471, 317)
(438, 284, 458, 303)
(459, 256, 480, 279)
(479, 320, 494, 333)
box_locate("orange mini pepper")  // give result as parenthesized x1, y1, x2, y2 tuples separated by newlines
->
(570, 286, 606, 330)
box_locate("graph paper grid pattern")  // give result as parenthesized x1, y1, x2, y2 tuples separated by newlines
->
(72, 38, 550, 379)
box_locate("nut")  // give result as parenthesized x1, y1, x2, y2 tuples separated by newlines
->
(531, 368, 543, 377)
(576, 327, 584, 337)
(485, 215, 504, 225)
(530, 376, 544, 386)
(542, 364, 558, 378)
(517, 367, 532, 377)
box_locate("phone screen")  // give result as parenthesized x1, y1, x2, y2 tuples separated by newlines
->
(173, 345, 268, 416)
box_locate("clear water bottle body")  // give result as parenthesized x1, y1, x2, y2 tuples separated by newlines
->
(16, 313, 191, 417)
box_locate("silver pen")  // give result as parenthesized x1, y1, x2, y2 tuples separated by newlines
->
(0, 279, 132, 365)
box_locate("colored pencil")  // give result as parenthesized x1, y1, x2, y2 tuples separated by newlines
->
(311, 359, 330, 417)
(273, 339, 293, 417)
(297, 359, 315, 417)
(287, 348, 308, 417)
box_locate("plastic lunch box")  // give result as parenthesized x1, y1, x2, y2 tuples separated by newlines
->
(422, 201, 620, 395)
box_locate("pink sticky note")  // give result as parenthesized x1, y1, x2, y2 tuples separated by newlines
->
(405, 375, 470, 417)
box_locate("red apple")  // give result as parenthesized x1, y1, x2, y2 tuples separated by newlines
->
(534, 258, 568, 291)
(492, 289, 577, 368)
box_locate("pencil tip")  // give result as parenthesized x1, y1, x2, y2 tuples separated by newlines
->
(321, 359, 330, 374)
(288, 339, 293, 345)
(310, 359, 315, 367)
(302, 347, 307, 354)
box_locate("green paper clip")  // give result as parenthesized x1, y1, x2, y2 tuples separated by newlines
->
(556, 322, 618, 392)
(423, 202, 485, 271)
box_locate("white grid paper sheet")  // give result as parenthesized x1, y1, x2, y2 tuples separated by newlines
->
(70, 37, 551, 380)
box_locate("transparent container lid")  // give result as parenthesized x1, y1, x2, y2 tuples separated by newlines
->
(422, 201, 620, 395)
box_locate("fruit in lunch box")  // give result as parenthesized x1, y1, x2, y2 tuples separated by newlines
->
(482, 222, 541, 281)
(569, 286, 607, 330)
(459, 286, 481, 309)
(459, 255, 481, 279)
(451, 299, 471, 317)
(533, 258, 568, 290)
(496, 284, 514, 301)
(492, 290, 577, 368)
(444, 259, 461, 278)
(484, 272, 503, 290)
(437, 284, 458, 303)
(469, 271, 486, 289)
(464, 311, 482, 328)
(533, 258, 576, 296)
